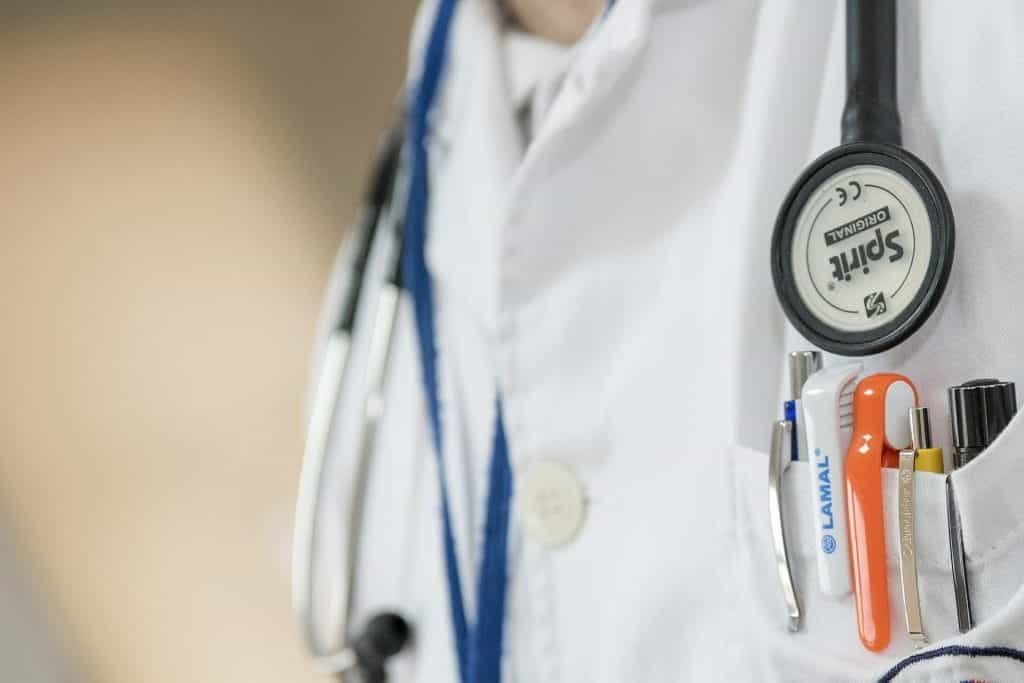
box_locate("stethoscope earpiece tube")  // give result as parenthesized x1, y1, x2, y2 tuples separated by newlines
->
(337, 121, 407, 335)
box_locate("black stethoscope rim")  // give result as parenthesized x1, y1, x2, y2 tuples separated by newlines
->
(771, 142, 955, 356)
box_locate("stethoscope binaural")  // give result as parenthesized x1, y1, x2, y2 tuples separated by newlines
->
(771, 0, 955, 356)
(291, 0, 958, 680)
(291, 120, 412, 682)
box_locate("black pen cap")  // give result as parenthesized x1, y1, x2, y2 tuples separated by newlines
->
(948, 379, 1018, 453)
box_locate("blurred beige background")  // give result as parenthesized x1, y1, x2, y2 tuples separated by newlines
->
(0, 2, 418, 681)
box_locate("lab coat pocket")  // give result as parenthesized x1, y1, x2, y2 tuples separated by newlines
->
(874, 408, 1024, 682)
(728, 443, 954, 682)
(729, 443, 859, 682)
(877, 407, 1024, 682)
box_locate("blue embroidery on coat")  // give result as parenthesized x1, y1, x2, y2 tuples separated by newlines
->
(878, 645, 1024, 682)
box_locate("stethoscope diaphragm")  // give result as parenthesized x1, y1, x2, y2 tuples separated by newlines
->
(771, 142, 954, 356)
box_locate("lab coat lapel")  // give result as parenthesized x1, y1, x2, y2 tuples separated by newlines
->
(423, 0, 522, 624)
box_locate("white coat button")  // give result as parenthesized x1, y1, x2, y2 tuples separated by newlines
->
(517, 460, 585, 547)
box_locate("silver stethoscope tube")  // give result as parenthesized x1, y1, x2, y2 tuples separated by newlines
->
(292, 257, 403, 674)
(292, 124, 407, 677)
(293, 324, 357, 671)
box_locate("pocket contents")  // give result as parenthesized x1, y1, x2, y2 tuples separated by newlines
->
(769, 352, 1018, 654)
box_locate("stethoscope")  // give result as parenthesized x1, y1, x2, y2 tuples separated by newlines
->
(291, 119, 412, 682)
(770, 0, 955, 356)
(291, 1, 506, 680)
(292, 0, 958, 680)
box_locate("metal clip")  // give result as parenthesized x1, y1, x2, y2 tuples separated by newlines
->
(897, 447, 926, 648)
(769, 419, 801, 632)
(947, 477, 972, 633)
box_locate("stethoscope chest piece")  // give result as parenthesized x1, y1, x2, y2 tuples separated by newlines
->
(772, 0, 958, 356)
(347, 612, 412, 683)
(771, 142, 954, 356)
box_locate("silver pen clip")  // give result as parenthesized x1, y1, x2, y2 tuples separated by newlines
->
(769, 419, 801, 632)
(897, 447, 927, 648)
(947, 477, 972, 633)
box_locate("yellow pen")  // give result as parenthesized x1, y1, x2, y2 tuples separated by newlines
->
(910, 406, 944, 473)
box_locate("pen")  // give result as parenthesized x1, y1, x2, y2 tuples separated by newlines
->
(897, 406, 941, 647)
(910, 407, 943, 473)
(787, 351, 822, 461)
(845, 373, 917, 652)
(897, 445, 925, 648)
(802, 362, 861, 598)
(946, 379, 1018, 633)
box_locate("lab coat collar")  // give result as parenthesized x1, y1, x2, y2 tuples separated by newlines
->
(408, 0, 665, 159)
(409, 0, 666, 328)
(403, 0, 662, 328)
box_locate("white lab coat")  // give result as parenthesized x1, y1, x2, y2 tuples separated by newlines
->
(310, 1, 1024, 680)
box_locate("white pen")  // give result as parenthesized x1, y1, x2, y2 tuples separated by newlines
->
(801, 362, 862, 598)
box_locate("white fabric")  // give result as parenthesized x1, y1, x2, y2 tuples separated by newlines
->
(501, 28, 570, 142)
(313, 0, 1024, 680)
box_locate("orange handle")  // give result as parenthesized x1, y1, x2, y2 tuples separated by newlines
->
(845, 373, 917, 652)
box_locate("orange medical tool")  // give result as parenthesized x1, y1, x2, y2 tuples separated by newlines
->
(845, 373, 917, 652)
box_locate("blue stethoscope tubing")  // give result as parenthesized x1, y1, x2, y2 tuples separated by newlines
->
(405, 0, 514, 682)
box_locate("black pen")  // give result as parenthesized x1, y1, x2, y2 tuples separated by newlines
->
(946, 378, 1017, 633)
